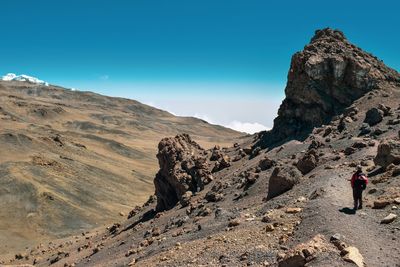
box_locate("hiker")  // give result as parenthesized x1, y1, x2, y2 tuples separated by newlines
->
(350, 166, 368, 210)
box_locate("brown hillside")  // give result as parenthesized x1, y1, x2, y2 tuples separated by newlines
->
(0, 81, 244, 254)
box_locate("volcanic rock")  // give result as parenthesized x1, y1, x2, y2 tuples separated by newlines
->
(258, 157, 276, 170)
(267, 166, 302, 200)
(278, 235, 331, 267)
(180, 191, 193, 207)
(359, 123, 372, 136)
(364, 108, 384, 126)
(205, 191, 223, 202)
(228, 218, 241, 227)
(296, 150, 318, 174)
(374, 139, 400, 169)
(342, 246, 365, 267)
(154, 134, 213, 211)
(381, 213, 397, 224)
(373, 199, 390, 209)
(257, 28, 400, 148)
(378, 104, 392, 116)
(344, 147, 356, 155)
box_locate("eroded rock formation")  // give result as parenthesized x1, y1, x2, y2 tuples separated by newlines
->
(374, 139, 400, 169)
(154, 134, 213, 211)
(257, 28, 400, 148)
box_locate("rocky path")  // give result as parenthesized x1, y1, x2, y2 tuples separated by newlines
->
(297, 166, 400, 267)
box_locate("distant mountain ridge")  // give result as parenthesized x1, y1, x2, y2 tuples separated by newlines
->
(1, 73, 49, 86)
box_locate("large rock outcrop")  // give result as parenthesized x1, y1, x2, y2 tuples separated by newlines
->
(374, 139, 400, 169)
(154, 134, 213, 211)
(257, 28, 400, 148)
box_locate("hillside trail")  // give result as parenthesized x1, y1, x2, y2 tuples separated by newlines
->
(296, 167, 400, 267)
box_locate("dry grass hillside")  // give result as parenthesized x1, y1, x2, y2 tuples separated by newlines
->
(0, 80, 244, 254)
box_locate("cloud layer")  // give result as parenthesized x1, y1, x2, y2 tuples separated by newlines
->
(139, 97, 281, 135)
(225, 120, 270, 134)
(193, 114, 270, 134)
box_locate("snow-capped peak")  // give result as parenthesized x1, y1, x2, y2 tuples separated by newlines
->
(1, 73, 49, 86)
(2, 73, 17, 81)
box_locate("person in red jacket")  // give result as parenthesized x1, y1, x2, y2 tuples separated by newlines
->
(351, 166, 368, 210)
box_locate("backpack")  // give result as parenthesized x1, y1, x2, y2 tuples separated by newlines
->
(354, 173, 367, 190)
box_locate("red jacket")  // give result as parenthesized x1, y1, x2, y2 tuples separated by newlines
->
(351, 172, 368, 188)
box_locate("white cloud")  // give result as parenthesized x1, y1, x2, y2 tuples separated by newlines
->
(100, 75, 109, 80)
(137, 99, 276, 135)
(192, 114, 270, 134)
(225, 120, 270, 134)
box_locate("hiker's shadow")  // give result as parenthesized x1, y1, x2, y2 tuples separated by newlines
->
(339, 207, 356, 215)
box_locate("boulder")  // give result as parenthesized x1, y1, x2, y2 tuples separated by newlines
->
(373, 199, 390, 209)
(278, 234, 331, 267)
(308, 140, 323, 150)
(364, 108, 384, 126)
(265, 223, 275, 232)
(372, 128, 385, 136)
(205, 191, 223, 202)
(352, 141, 367, 148)
(342, 246, 365, 267)
(297, 151, 318, 174)
(219, 155, 231, 168)
(322, 126, 333, 137)
(378, 104, 391, 116)
(344, 147, 356, 156)
(380, 213, 397, 224)
(154, 134, 212, 211)
(212, 155, 231, 172)
(251, 147, 261, 158)
(359, 123, 371, 136)
(267, 166, 302, 200)
(180, 191, 193, 207)
(228, 218, 241, 227)
(374, 139, 400, 169)
(210, 147, 223, 161)
(285, 207, 302, 214)
(258, 157, 276, 170)
(243, 146, 252, 155)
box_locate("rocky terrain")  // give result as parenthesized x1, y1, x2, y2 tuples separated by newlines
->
(0, 81, 243, 254)
(2, 28, 400, 267)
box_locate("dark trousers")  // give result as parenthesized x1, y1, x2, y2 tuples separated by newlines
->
(353, 187, 363, 209)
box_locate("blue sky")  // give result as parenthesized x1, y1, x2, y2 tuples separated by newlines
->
(1, 1, 399, 133)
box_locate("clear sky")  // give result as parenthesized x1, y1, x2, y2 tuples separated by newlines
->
(1, 1, 399, 133)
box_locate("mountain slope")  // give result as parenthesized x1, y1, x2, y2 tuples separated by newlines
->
(0, 80, 244, 254)
(2, 28, 400, 267)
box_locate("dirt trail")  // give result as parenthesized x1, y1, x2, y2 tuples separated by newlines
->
(297, 167, 400, 267)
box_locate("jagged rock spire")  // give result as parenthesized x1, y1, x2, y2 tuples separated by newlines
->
(257, 28, 400, 148)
